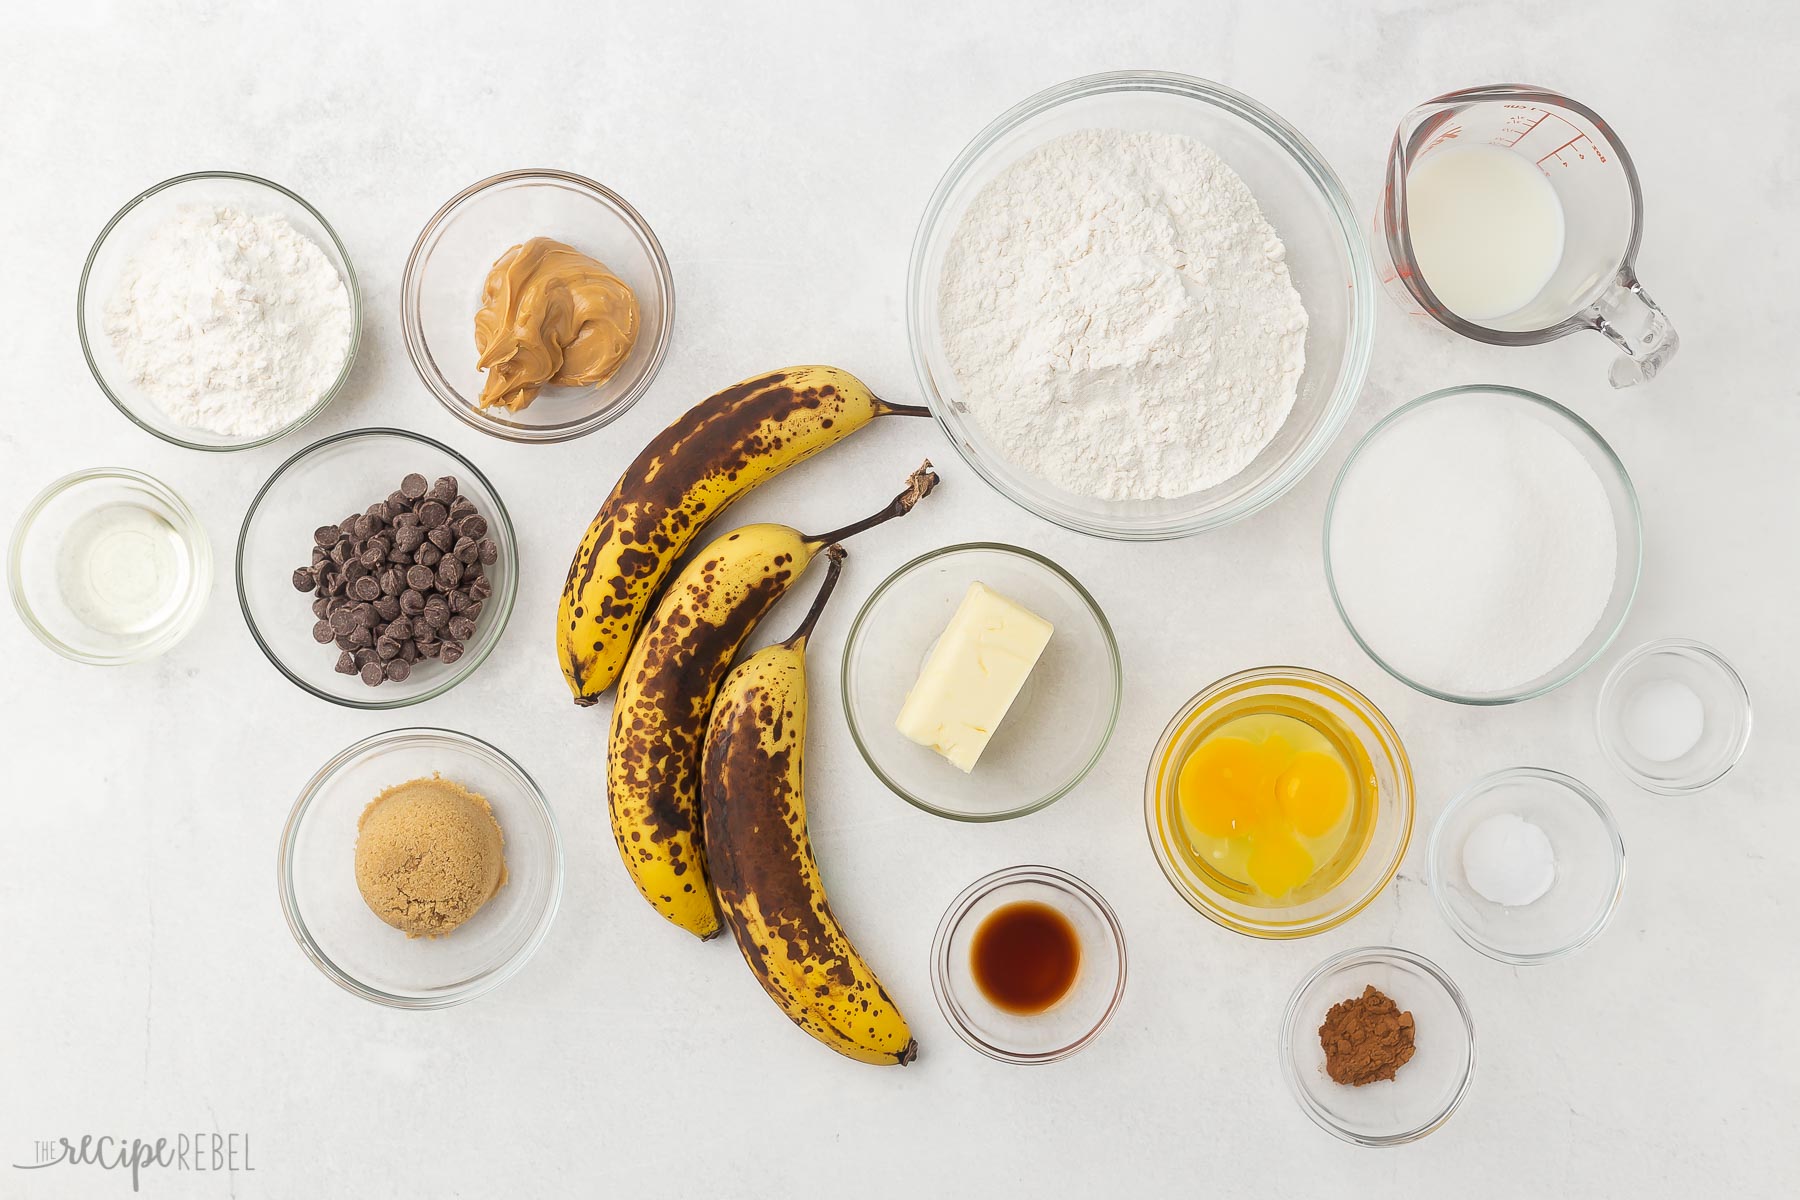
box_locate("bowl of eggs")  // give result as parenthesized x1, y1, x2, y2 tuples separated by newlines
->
(1143, 667, 1414, 938)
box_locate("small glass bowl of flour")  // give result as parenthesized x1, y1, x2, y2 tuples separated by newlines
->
(1428, 767, 1626, 965)
(79, 172, 360, 451)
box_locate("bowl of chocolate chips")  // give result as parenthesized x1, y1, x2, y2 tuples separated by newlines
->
(237, 428, 518, 709)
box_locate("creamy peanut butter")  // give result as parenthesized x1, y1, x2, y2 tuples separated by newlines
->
(473, 237, 640, 412)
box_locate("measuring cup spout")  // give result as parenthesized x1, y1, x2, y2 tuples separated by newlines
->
(1588, 271, 1678, 388)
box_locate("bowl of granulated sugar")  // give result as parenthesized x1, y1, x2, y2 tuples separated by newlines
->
(1324, 385, 1642, 705)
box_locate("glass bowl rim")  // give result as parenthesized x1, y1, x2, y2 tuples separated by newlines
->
(839, 541, 1121, 822)
(77, 169, 363, 453)
(1594, 637, 1753, 796)
(1323, 383, 1644, 706)
(8, 466, 214, 665)
(928, 863, 1128, 1065)
(399, 167, 676, 445)
(276, 725, 564, 1010)
(1142, 664, 1415, 939)
(1279, 944, 1477, 1146)
(1426, 765, 1627, 965)
(906, 68, 1376, 541)
(235, 426, 520, 710)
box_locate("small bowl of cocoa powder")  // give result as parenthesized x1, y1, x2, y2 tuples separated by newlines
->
(1279, 946, 1475, 1146)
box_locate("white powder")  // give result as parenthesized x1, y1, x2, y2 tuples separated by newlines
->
(104, 206, 354, 438)
(1461, 812, 1556, 907)
(1328, 401, 1617, 695)
(937, 129, 1308, 501)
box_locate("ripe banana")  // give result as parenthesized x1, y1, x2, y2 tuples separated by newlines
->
(608, 464, 938, 940)
(559, 365, 927, 705)
(701, 548, 917, 1066)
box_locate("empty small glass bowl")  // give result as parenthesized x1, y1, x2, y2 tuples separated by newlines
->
(908, 71, 1374, 540)
(1145, 667, 1413, 938)
(1324, 385, 1642, 705)
(279, 727, 562, 1009)
(78, 171, 360, 451)
(9, 468, 212, 664)
(1281, 946, 1475, 1146)
(1428, 767, 1625, 964)
(840, 543, 1120, 821)
(402, 169, 674, 443)
(237, 429, 518, 709)
(1596, 639, 1752, 795)
(930, 865, 1127, 1064)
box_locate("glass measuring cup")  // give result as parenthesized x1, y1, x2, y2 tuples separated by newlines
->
(1375, 85, 1677, 388)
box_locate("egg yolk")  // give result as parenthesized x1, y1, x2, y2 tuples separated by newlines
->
(1176, 716, 1353, 899)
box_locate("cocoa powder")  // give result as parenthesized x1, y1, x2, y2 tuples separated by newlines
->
(1319, 984, 1416, 1086)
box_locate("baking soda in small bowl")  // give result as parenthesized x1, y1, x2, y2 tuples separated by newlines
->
(1327, 387, 1634, 702)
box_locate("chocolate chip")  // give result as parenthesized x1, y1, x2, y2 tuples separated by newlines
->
(376, 637, 400, 661)
(334, 634, 355, 652)
(335, 651, 357, 675)
(384, 659, 412, 683)
(400, 639, 419, 663)
(418, 639, 441, 660)
(447, 615, 476, 641)
(417, 500, 448, 530)
(366, 501, 392, 523)
(400, 473, 428, 500)
(392, 511, 419, 529)
(438, 558, 462, 589)
(312, 596, 330, 619)
(348, 625, 373, 648)
(416, 543, 441, 568)
(428, 525, 455, 551)
(352, 576, 380, 602)
(314, 525, 340, 548)
(454, 538, 479, 566)
(312, 620, 335, 644)
(357, 603, 380, 628)
(329, 608, 356, 635)
(447, 589, 470, 614)
(463, 600, 483, 622)
(427, 476, 458, 504)
(373, 595, 401, 622)
(378, 567, 401, 596)
(456, 515, 488, 540)
(394, 525, 425, 552)
(470, 574, 493, 600)
(400, 589, 426, 615)
(357, 545, 383, 570)
(292, 567, 317, 592)
(359, 662, 384, 687)
(386, 616, 413, 641)
(424, 601, 449, 631)
(405, 564, 435, 591)
(479, 539, 498, 566)
(386, 490, 410, 513)
(354, 648, 379, 669)
(439, 640, 464, 665)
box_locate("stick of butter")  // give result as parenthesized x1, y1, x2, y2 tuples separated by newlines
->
(895, 581, 1053, 773)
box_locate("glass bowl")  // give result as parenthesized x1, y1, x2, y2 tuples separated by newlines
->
(78, 171, 360, 451)
(1281, 946, 1475, 1146)
(930, 865, 1127, 1064)
(1145, 667, 1413, 938)
(1596, 638, 1752, 795)
(907, 71, 1375, 540)
(237, 428, 518, 709)
(8, 468, 212, 665)
(402, 169, 674, 443)
(841, 543, 1120, 821)
(279, 727, 562, 1009)
(1325, 385, 1642, 705)
(1428, 767, 1625, 964)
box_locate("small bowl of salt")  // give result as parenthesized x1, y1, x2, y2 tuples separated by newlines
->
(79, 171, 361, 452)
(1427, 767, 1625, 965)
(1595, 638, 1752, 795)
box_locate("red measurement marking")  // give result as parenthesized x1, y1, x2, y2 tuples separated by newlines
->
(1495, 109, 1551, 148)
(1536, 132, 1591, 165)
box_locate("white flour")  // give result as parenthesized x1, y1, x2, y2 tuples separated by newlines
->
(938, 129, 1308, 501)
(104, 206, 353, 438)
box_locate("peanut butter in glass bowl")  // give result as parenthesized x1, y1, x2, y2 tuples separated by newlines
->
(474, 237, 639, 413)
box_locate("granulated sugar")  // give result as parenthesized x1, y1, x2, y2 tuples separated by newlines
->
(1328, 399, 1617, 695)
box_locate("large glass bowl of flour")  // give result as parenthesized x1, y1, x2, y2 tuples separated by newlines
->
(908, 72, 1375, 540)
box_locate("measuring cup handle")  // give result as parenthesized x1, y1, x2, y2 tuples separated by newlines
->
(1588, 271, 1679, 388)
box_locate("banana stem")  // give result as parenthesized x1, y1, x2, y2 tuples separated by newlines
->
(807, 461, 938, 546)
(877, 400, 933, 419)
(783, 545, 847, 648)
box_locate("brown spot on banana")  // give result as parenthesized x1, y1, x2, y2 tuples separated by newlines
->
(557, 365, 929, 705)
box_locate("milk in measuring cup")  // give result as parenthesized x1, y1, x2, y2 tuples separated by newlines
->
(1405, 144, 1565, 322)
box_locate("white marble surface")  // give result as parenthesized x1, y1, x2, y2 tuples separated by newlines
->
(3, 2, 1796, 1195)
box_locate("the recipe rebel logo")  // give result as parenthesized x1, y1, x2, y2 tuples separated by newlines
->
(11, 1130, 255, 1192)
